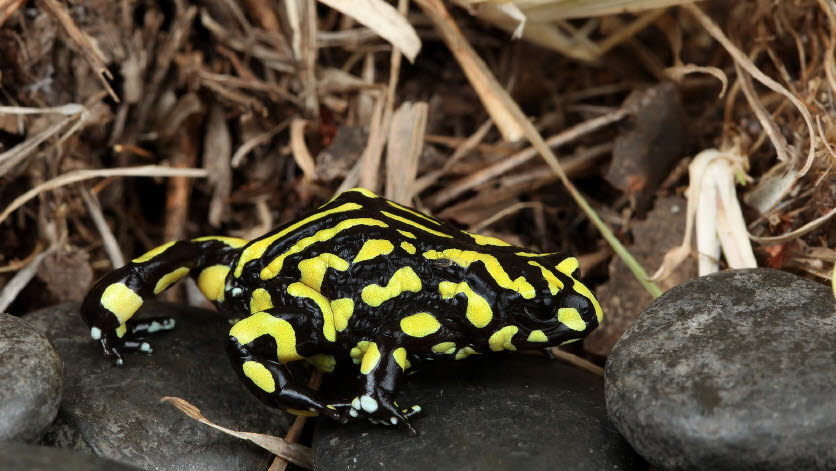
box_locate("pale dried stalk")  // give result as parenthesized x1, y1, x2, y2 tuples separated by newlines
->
(428, 108, 628, 206)
(0, 247, 54, 312)
(80, 189, 125, 268)
(162, 397, 312, 469)
(0, 166, 208, 226)
(415, 0, 527, 141)
(318, 0, 421, 62)
(289, 119, 318, 180)
(734, 61, 790, 164)
(385, 101, 427, 204)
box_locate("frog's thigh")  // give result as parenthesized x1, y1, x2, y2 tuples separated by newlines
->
(227, 308, 333, 415)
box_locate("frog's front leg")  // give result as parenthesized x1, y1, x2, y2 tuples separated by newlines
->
(343, 330, 419, 435)
(227, 307, 340, 420)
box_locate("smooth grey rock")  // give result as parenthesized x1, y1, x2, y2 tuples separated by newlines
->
(26, 302, 291, 471)
(0, 443, 142, 471)
(314, 354, 643, 471)
(606, 268, 836, 470)
(0, 314, 63, 442)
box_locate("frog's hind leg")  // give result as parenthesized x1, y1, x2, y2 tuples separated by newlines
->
(227, 307, 340, 420)
(80, 237, 246, 364)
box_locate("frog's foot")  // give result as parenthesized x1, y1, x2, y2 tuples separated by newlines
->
(339, 391, 419, 436)
(92, 316, 176, 366)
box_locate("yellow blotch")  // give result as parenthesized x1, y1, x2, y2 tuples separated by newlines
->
(360, 342, 381, 374)
(558, 308, 586, 331)
(250, 288, 273, 313)
(386, 200, 441, 225)
(287, 409, 319, 417)
(101, 283, 144, 324)
(242, 360, 276, 393)
(361, 266, 422, 307)
(132, 241, 176, 263)
(307, 354, 336, 373)
(287, 283, 336, 341)
(197, 265, 230, 302)
(230, 312, 303, 363)
(153, 267, 190, 294)
(260, 217, 387, 279)
(400, 241, 416, 255)
(397, 230, 416, 239)
(350, 340, 371, 364)
(345, 187, 379, 199)
(515, 251, 556, 257)
(191, 236, 249, 248)
(455, 346, 479, 360)
(381, 211, 453, 239)
(438, 281, 493, 328)
(115, 324, 127, 338)
(528, 261, 564, 295)
(234, 202, 362, 277)
(393, 347, 408, 371)
(432, 342, 456, 354)
(400, 313, 441, 337)
(331, 298, 355, 332)
(425, 249, 535, 299)
(573, 281, 603, 324)
(353, 239, 394, 264)
(556, 257, 580, 277)
(465, 231, 511, 246)
(561, 338, 581, 345)
(527, 330, 548, 343)
(489, 326, 519, 351)
(298, 253, 349, 291)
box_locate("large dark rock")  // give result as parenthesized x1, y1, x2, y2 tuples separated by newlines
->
(606, 268, 836, 470)
(0, 313, 63, 442)
(25, 302, 292, 471)
(0, 443, 142, 471)
(314, 354, 643, 471)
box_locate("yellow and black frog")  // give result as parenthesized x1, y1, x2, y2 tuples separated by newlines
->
(81, 188, 602, 435)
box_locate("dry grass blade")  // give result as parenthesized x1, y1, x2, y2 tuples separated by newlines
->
(749, 206, 836, 244)
(290, 119, 318, 180)
(549, 348, 603, 377)
(318, 0, 421, 62)
(161, 397, 312, 470)
(684, 3, 816, 176)
(80, 189, 125, 268)
(385, 101, 427, 204)
(231, 119, 290, 168)
(414, 0, 527, 142)
(36, 0, 118, 102)
(428, 109, 628, 206)
(0, 247, 53, 312)
(734, 61, 790, 164)
(666, 64, 728, 98)
(0, 166, 208, 226)
(0, 0, 26, 27)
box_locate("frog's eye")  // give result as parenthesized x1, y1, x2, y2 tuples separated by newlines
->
(571, 267, 581, 279)
(433, 258, 453, 267)
(526, 304, 556, 321)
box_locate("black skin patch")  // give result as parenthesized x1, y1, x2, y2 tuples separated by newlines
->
(79, 188, 601, 435)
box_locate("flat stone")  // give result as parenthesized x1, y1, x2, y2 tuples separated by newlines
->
(314, 354, 644, 470)
(26, 302, 292, 471)
(0, 443, 142, 471)
(606, 268, 836, 470)
(0, 313, 63, 442)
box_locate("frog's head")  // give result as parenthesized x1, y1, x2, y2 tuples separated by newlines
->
(492, 255, 602, 350)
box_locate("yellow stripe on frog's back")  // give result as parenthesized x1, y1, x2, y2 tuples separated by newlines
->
(385, 200, 441, 225)
(234, 202, 362, 277)
(424, 249, 535, 299)
(260, 217, 387, 280)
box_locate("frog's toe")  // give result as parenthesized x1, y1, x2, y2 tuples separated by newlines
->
(403, 404, 422, 418)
